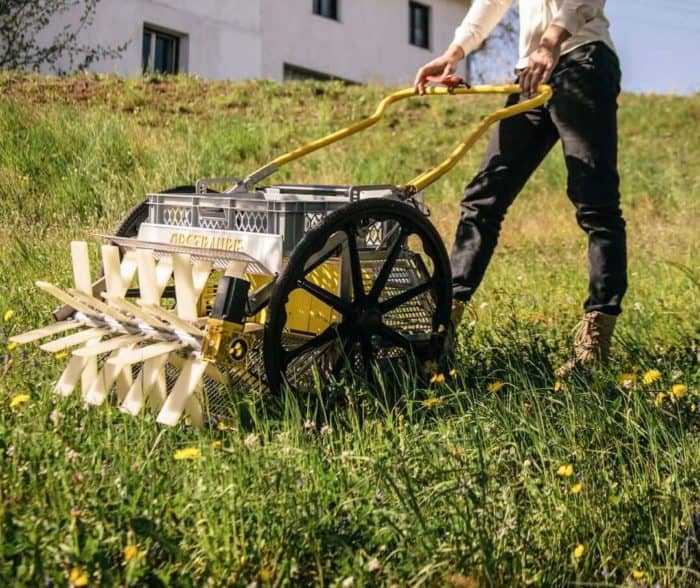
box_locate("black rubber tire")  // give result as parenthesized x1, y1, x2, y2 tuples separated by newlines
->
(264, 198, 452, 396)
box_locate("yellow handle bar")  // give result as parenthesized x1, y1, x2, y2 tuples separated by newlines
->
(238, 84, 552, 194)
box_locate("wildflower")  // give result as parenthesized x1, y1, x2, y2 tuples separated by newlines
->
(570, 483, 583, 495)
(430, 373, 445, 385)
(217, 421, 227, 431)
(320, 425, 332, 436)
(341, 577, 355, 588)
(367, 557, 381, 573)
(173, 447, 201, 461)
(488, 381, 504, 393)
(631, 570, 646, 581)
(55, 351, 68, 360)
(244, 433, 259, 447)
(449, 368, 457, 377)
(573, 544, 585, 559)
(123, 544, 139, 563)
(69, 567, 89, 587)
(7, 341, 18, 351)
(557, 464, 574, 478)
(554, 380, 562, 392)
(654, 392, 666, 407)
(642, 369, 662, 386)
(303, 419, 315, 431)
(616, 373, 636, 389)
(670, 384, 688, 399)
(422, 396, 443, 408)
(9, 394, 30, 409)
(211, 441, 222, 449)
(3, 309, 14, 322)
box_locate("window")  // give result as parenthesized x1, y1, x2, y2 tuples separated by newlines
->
(283, 63, 354, 84)
(409, 2, 431, 49)
(142, 27, 181, 74)
(313, 0, 339, 20)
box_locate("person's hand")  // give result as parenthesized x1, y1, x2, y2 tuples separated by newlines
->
(414, 45, 465, 95)
(520, 43, 560, 95)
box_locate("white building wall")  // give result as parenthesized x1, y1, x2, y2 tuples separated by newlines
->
(38, 0, 471, 84)
(261, 0, 470, 84)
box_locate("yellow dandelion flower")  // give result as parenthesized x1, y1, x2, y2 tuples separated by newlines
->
(616, 373, 636, 388)
(449, 368, 457, 377)
(211, 440, 222, 449)
(173, 447, 201, 461)
(217, 421, 227, 431)
(557, 464, 574, 477)
(488, 381, 504, 393)
(69, 567, 89, 587)
(631, 570, 646, 581)
(654, 392, 666, 407)
(642, 369, 661, 386)
(670, 384, 687, 399)
(7, 341, 18, 351)
(554, 380, 562, 392)
(9, 394, 30, 409)
(573, 544, 585, 559)
(123, 544, 139, 563)
(430, 373, 445, 385)
(3, 309, 14, 322)
(570, 483, 583, 494)
(691, 403, 697, 413)
(421, 397, 443, 408)
(55, 351, 68, 360)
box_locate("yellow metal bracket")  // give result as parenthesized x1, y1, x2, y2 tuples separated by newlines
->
(243, 84, 552, 193)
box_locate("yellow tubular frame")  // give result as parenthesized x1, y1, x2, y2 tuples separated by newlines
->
(244, 84, 552, 193)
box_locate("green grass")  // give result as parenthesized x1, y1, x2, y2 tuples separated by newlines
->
(0, 72, 699, 586)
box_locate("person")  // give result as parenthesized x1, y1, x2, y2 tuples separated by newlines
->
(414, 0, 626, 375)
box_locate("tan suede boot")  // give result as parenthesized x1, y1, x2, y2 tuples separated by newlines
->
(556, 310, 617, 377)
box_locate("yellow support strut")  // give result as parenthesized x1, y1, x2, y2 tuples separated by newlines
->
(242, 84, 552, 194)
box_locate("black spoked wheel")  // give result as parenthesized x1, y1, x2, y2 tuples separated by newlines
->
(264, 198, 452, 396)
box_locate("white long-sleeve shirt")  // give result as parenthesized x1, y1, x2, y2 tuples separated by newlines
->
(452, 0, 615, 69)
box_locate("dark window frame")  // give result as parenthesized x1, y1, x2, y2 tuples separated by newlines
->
(142, 26, 181, 75)
(313, 0, 339, 21)
(409, 1, 431, 50)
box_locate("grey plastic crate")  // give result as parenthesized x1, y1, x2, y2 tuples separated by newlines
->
(147, 183, 400, 252)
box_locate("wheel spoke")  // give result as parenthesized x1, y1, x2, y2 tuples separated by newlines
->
(298, 278, 352, 315)
(302, 231, 345, 276)
(359, 335, 374, 377)
(375, 323, 413, 350)
(367, 225, 409, 305)
(378, 280, 432, 314)
(284, 324, 343, 366)
(344, 224, 365, 303)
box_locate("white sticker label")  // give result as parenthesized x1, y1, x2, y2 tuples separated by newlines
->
(137, 223, 283, 273)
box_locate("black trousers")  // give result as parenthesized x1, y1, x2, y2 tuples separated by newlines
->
(450, 42, 627, 315)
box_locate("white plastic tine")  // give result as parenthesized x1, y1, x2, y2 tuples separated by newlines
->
(148, 359, 168, 410)
(140, 303, 202, 337)
(68, 289, 134, 324)
(9, 321, 81, 345)
(53, 355, 88, 397)
(83, 344, 134, 405)
(192, 259, 214, 301)
(102, 294, 169, 329)
(71, 241, 92, 294)
(36, 281, 101, 318)
(71, 335, 144, 357)
(80, 339, 102, 401)
(105, 340, 184, 366)
(155, 255, 174, 295)
(156, 358, 208, 426)
(115, 349, 135, 402)
(173, 253, 198, 321)
(205, 363, 228, 385)
(40, 328, 107, 353)
(101, 245, 122, 296)
(137, 249, 160, 305)
(121, 353, 169, 415)
(185, 384, 204, 429)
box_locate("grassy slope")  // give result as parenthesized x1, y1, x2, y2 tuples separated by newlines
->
(0, 73, 698, 586)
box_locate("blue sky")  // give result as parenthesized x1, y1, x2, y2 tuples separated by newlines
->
(470, 0, 700, 95)
(607, 0, 700, 95)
